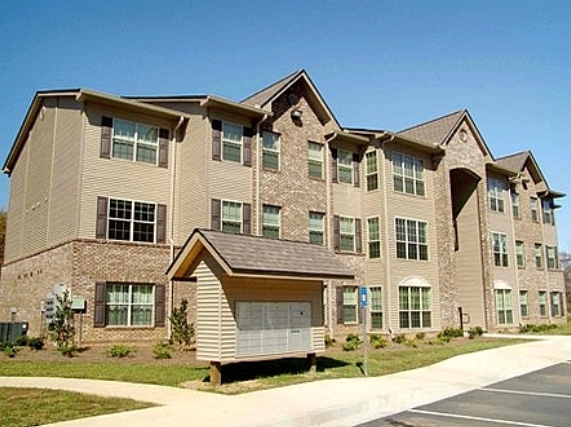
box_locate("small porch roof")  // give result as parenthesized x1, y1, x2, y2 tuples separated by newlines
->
(167, 229, 355, 281)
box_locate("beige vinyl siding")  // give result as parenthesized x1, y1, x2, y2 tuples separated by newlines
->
(78, 104, 174, 239)
(48, 97, 82, 245)
(4, 142, 28, 262)
(195, 258, 227, 361)
(173, 107, 210, 244)
(209, 160, 252, 202)
(22, 99, 56, 256)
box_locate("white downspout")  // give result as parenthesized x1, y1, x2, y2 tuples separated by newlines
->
(380, 134, 394, 334)
(167, 116, 185, 339)
(255, 114, 269, 235)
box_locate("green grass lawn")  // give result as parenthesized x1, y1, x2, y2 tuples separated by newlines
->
(0, 387, 154, 427)
(520, 316, 571, 335)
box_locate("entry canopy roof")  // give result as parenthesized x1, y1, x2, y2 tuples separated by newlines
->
(168, 229, 355, 281)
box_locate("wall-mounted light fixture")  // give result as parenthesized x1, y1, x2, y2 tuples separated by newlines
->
(291, 109, 303, 119)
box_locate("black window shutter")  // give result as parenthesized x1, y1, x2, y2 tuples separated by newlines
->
(100, 116, 113, 159)
(243, 127, 253, 166)
(331, 148, 338, 183)
(243, 203, 252, 235)
(336, 286, 345, 324)
(94, 282, 106, 328)
(211, 199, 221, 231)
(353, 153, 360, 188)
(156, 204, 167, 243)
(333, 215, 340, 251)
(158, 128, 169, 168)
(154, 284, 166, 327)
(96, 196, 108, 239)
(212, 120, 222, 161)
(355, 218, 362, 253)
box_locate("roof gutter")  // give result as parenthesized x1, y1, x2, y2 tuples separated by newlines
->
(200, 95, 272, 119)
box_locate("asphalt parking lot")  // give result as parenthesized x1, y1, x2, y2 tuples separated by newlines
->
(357, 361, 571, 427)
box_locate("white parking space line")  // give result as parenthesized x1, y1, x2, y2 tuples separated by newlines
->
(408, 409, 559, 427)
(483, 388, 571, 399)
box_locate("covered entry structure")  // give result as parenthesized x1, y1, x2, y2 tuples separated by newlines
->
(167, 229, 354, 385)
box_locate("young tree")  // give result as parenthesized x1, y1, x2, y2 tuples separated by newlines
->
(169, 298, 194, 348)
(49, 290, 75, 349)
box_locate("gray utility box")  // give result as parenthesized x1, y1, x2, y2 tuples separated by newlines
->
(0, 322, 29, 344)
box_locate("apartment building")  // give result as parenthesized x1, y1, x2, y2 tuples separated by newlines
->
(0, 70, 566, 344)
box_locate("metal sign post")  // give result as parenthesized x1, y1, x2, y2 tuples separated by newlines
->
(359, 286, 368, 376)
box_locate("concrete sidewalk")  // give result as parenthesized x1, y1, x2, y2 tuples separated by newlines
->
(2, 335, 571, 427)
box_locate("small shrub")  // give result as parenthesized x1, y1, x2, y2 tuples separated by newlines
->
(59, 344, 80, 358)
(107, 344, 135, 358)
(3, 344, 17, 358)
(438, 326, 464, 339)
(14, 335, 29, 347)
(27, 337, 44, 351)
(342, 333, 362, 351)
(153, 341, 172, 359)
(392, 334, 407, 344)
(520, 323, 558, 334)
(369, 334, 387, 349)
(428, 338, 447, 346)
(468, 326, 485, 339)
(415, 332, 426, 340)
(403, 338, 418, 348)
(324, 335, 336, 348)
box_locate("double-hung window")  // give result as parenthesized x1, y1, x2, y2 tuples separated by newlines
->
(487, 177, 505, 213)
(530, 197, 539, 222)
(539, 291, 547, 317)
(106, 284, 154, 326)
(343, 286, 357, 323)
(495, 289, 513, 324)
(511, 192, 520, 218)
(108, 199, 156, 243)
(309, 211, 325, 245)
(542, 199, 554, 225)
(515, 241, 525, 268)
(113, 119, 159, 165)
(222, 122, 243, 163)
(308, 142, 324, 179)
(399, 286, 431, 328)
(491, 232, 508, 267)
(365, 151, 379, 191)
(338, 149, 354, 185)
(367, 217, 381, 259)
(262, 205, 281, 239)
(551, 292, 562, 317)
(222, 201, 243, 234)
(534, 243, 543, 269)
(519, 290, 528, 317)
(392, 152, 425, 196)
(395, 218, 428, 260)
(370, 287, 383, 329)
(339, 216, 355, 252)
(262, 131, 280, 170)
(546, 246, 558, 270)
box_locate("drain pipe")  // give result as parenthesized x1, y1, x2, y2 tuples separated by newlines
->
(254, 114, 269, 235)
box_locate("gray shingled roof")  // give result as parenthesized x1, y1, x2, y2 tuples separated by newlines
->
(495, 151, 530, 173)
(241, 70, 303, 107)
(197, 229, 354, 279)
(398, 110, 465, 146)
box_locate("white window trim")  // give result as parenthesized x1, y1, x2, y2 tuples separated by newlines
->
(392, 151, 425, 196)
(398, 285, 432, 329)
(487, 177, 505, 213)
(534, 243, 543, 269)
(395, 216, 429, 261)
(539, 291, 548, 317)
(491, 232, 509, 267)
(262, 131, 280, 171)
(308, 141, 324, 179)
(367, 216, 381, 259)
(221, 199, 243, 234)
(530, 197, 539, 222)
(309, 211, 325, 245)
(222, 122, 244, 163)
(106, 283, 155, 327)
(343, 286, 358, 324)
(337, 149, 354, 185)
(107, 198, 157, 243)
(339, 215, 356, 252)
(369, 286, 383, 330)
(112, 118, 159, 166)
(262, 205, 281, 238)
(365, 150, 379, 191)
(515, 241, 525, 269)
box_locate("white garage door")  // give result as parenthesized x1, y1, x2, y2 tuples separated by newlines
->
(236, 302, 311, 357)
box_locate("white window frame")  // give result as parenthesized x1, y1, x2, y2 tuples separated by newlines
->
(308, 141, 324, 179)
(367, 216, 381, 259)
(491, 232, 508, 267)
(365, 151, 379, 191)
(519, 290, 528, 317)
(487, 177, 505, 213)
(339, 216, 355, 252)
(534, 243, 543, 269)
(262, 205, 281, 239)
(262, 131, 280, 171)
(551, 292, 562, 317)
(395, 217, 428, 261)
(515, 241, 525, 268)
(106, 283, 154, 326)
(539, 291, 548, 317)
(222, 122, 243, 163)
(343, 286, 358, 324)
(398, 285, 431, 329)
(511, 192, 520, 218)
(108, 198, 157, 243)
(495, 289, 513, 325)
(370, 286, 383, 330)
(530, 197, 539, 222)
(392, 152, 425, 196)
(221, 200, 243, 234)
(112, 118, 159, 165)
(542, 199, 554, 225)
(309, 211, 325, 245)
(546, 245, 558, 270)
(337, 149, 354, 185)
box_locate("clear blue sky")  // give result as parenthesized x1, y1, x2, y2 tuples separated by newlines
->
(1, 1, 570, 249)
